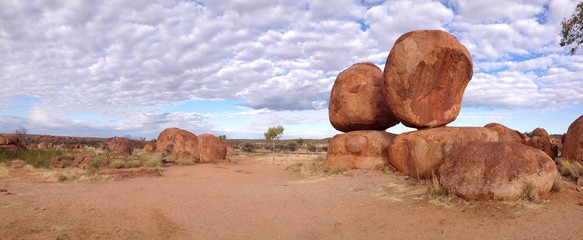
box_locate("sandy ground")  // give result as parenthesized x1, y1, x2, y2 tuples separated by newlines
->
(2, 156, 583, 240)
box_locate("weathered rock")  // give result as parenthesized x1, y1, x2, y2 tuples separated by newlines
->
(527, 136, 555, 159)
(143, 141, 157, 153)
(383, 30, 473, 129)
(563, 115, 583, 162)
(329, 62, 399, 132)
(198, 134, 228, 163)
(10, 159, 26, 169)
(156, 128, 199, 161)
(38, 142, 53, 149)
(533, 127, 550, 138)
(106, 137, 134, 156)
(0, 135, 18, 145)
(324, 130, 395, 171)
(484, 123, 525, 143)
(439, 141, 557, 201)
(388, 127, 498, 178)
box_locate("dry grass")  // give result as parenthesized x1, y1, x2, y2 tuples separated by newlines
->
(552, 173, 565, 193)
(556, 158, 583, 180)
(523, 181, 540, 203)
(255, 153, 327, 176)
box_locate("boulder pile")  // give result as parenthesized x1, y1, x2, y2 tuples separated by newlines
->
(0, 135, 24, 151)
(324, 29, 561, 201)
(155, 127, 227, 163)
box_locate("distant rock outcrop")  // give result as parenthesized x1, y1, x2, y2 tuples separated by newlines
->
(439, 141, 557, 201)
(198, 134, 228, 163)
(388, 127, 498, 178)
(382, 30, 473, 129)
(329, 62, 399, 132)
(143, 141, 157, 153)
(324, 130, 395, 171)
(563, 115, 583, 162)
(156, 128, 199, 162)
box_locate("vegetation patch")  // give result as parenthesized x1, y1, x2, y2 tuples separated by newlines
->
(556, 158, 583, 180)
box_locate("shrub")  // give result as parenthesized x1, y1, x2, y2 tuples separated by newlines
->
(286, 142, 298, 152)
(556, 158, 583, 180)
(306, 143, 317, 152)
(524, 181, 540, 203)
(242, 143, 255, 153)
(109, 160, 126, 169)
(176, 159, 194, 166)
(57, 174, 68, 182)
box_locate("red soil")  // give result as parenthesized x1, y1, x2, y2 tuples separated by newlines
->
(1, 156, 583, 240)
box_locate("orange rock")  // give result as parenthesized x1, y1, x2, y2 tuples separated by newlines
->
(324, 130, 395, 171)
(563, 115, 583, 162)
(198, 134, 227, 163)
(329, 62, 399, 132)
(484, 123, 525, 143)
(156, 128, 199, 162)
(388, 127, 498, 178)
(527, 136, 555, 159)
(0, 135, 18, 145)
(106, 137, 134, 156)
(383, 30, 473, 129)
(439, 141, 557, 201)
(143, 141, 157, 153)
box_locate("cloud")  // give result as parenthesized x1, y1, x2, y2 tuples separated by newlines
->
(0, 0, 581, 138)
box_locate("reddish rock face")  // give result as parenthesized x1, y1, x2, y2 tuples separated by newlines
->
(156, 128, 199, 161)
(383, 30, 473, 129)
(143, 142, 157, 153)
(439, 141, 557, 201)
(106, 137, 134, 156)
(484, 123, 525, 143)
(533, 127, 550, 138)
(388, 127, 498, 178)
(527, 136, 555, 159)
(563, 115, 583, 162)
(324, 130, 395, 171)
(329, 62, 399, 132)
(198, 134, 227, 163)
(0, 135, 18, 145)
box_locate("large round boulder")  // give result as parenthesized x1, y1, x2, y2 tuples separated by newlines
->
(324, 130, 395, 171)
(563, 115, 583, 162)
(484, 123, 525, 143)
(106, 137, 134, 156)
(382, 30, 473, 129)
(388, 127, 498, 178)
(439, 141, 557, 201)
(329, 62, 399, 132)
(527, 136, 555, 159)
(156, 128, 199, 161)
(198, 134, 228, 163)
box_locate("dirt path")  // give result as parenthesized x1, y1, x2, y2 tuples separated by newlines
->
(2, 156, 583, 240)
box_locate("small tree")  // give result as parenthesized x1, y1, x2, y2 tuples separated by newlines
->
(561, 1, 583, 54)
(14, 125, 27, 158)
(264, 125, 284, 155)
(218, 135, 227, 140)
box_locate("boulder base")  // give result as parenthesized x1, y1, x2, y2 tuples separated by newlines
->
(439, 141, 557, 201)
(198, 134, 227, 163)
(388, 127, 498, 178)
(324, 130, 395, 171)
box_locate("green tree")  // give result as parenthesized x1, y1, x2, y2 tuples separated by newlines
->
(264, 125, 284, 153)
(561, 1, 583, 54)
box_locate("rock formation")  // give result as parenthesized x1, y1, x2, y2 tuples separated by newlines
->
(388, 127, 498, 178)
(156, 128, 199, 162)
(198, 134, 228, 163)
(324, 131, 395, 171)
(439, 141, 557, 201)
(563, 115, 583, 162)
(329, 62, 399, 132)
(106, 137, 134, 156)
(484, 123, 525, 143)
(382, 30, 473, 129)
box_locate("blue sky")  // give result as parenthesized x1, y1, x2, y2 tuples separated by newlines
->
(1, 0, 582, 140)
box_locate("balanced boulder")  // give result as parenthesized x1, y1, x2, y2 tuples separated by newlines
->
(439, 141, 557, 201)
(563, 115, 583, 162)
(157, 128, 199, 161)
(324, 130, 395, 171)
(198, 134, 227, 163)
(329, 62, 399, 132)
(382, 30, 473, 129)
(388, 127, 498, 178)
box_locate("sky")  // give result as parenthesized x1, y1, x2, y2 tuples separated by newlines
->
(1, 0, 582, 140)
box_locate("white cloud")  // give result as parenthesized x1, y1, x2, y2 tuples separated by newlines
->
(0, 0, 581, 138)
